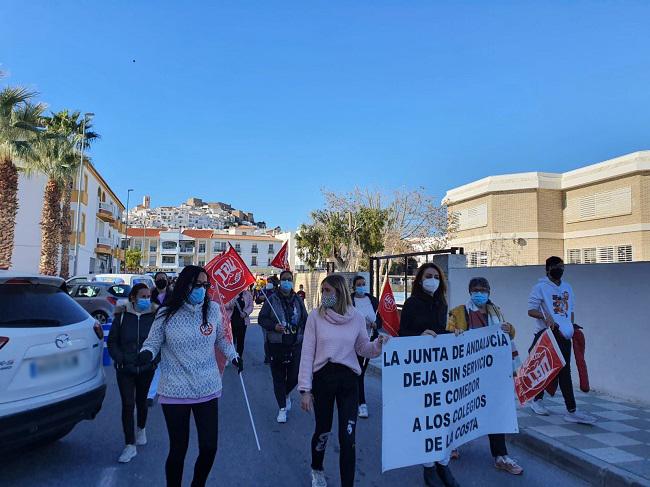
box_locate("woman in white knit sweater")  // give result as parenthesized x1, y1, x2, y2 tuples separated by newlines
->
(138, 265, 241, 487)
(299, 274, 389, 487)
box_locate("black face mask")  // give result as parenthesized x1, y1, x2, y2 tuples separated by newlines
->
(549, 268, 564, 280)
(155, 279, 167, 290)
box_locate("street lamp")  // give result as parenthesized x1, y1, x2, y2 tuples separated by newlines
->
(125, 189, 134, 254)
(72, 112, 95, 276)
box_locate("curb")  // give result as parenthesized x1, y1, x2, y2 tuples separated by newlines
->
(509, 428, 650, 487)
(367, 361, 650, 487)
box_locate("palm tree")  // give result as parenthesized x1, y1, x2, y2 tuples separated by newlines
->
(43, 111, 98, 278)
(0, 87, 44, 269)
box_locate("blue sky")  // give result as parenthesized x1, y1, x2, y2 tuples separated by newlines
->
(3, 1, 650, 230)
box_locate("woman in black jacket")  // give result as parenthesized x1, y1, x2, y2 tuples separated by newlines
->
(350, 275, 383, 419)
(107, 283, 159, 464)
(399, 263, 460, 487)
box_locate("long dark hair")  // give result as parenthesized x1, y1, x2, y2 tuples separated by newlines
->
(411, 262, 447, 306)
(160, 265, 209, 324)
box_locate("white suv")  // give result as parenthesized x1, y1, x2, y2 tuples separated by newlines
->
(0, 273, 106, 452)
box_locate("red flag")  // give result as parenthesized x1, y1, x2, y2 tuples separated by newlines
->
(514, 329, 566, 405)
(378, 279, 400, 337)
(205, 246, 256, 374)
(270, 241, 290, 270)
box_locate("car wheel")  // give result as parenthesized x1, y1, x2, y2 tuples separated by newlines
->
(92, 311, 109, 324)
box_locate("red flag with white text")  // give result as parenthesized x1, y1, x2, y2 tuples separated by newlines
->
(378, 279, 400, 337)
(205, 245, 256, 373)
(270, 241, 290, 271)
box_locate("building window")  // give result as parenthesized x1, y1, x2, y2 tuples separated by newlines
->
(616, 245, 633, 262)
(213, 241, 226, 253)
(597, 246, 614, 264)
(198, 241, 206, 254)
(251, 256, 257, 266)
(467, 251, 488, 267)
(149, 242, 157, 252)
(198, 259, 205, 267)
(162, 255, 175, 264)
(251, 244, 258, 254)
(162, 241, 177, 250)
(566, 187, 632, 223)
(134, 239, 142, 251)
(567, 249, 581, 264)
(268, 244, 274, 254)
(148, 255, 156, 266)
(583, 248, 597, 264)
(456, 204, 488, 231)
(235, 243, 241, 253)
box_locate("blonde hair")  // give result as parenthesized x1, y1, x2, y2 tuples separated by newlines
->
(318, 274, 353, 317)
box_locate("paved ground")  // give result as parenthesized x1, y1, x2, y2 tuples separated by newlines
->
(516, 390, 650, 481)
(6, 315, 590, 487)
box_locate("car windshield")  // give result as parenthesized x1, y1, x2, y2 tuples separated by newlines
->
(0, 283, 89, 327)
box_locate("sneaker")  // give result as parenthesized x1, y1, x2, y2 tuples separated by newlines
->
(564, 410, 597, 425)
(277, 408, 287, 423)
(495, 455, 524, 475)
(135, 428, 147, 446)
(118, 444, 137, 463)
(286, 396, 292, 412)
(530, 399, 550, 416)
(358, 404, 369, 418)
(311, 469, 327, 487)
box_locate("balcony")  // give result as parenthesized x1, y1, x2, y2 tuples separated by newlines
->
(95, 236, 112, 255)
(97, 202, 116, 222)
(179, 246, 195, 255)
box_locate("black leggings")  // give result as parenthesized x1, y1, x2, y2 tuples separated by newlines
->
(311, 363, 359, 487)
(269, 343, 300, 409)
(161, 399, 219, 487)
(116, 369, 155, 445)
(231, 316, 247, 358)
(530, 328, 576, 412)
(357, 355, 369, 405)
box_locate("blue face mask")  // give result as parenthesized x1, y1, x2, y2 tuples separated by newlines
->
(470, 292, 489, 307)
(280, 280, 293, 292)
(135, 298, 150, 312)
(188, 287, 206, 305)
(355, 286, 367, 296)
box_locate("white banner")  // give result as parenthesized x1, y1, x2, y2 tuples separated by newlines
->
(382, 326, 519, 472)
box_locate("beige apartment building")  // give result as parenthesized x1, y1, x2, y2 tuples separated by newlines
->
(444, 151, 650, 267)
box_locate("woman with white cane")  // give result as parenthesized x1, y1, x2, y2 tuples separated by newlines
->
(137, 266, 242, 487)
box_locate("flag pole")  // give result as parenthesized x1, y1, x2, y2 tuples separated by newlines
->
(239, 373, 261, 451)
(259, 287, 284, 326)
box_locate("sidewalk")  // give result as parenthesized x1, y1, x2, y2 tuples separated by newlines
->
(512, 390, 650, 486)
(367, 358, 650, 486)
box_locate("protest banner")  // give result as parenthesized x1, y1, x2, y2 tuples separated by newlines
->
(381, 326, 518, 472)
(514, 328, 566, 405)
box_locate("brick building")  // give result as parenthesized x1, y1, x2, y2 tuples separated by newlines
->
(444, 151, 650, 267)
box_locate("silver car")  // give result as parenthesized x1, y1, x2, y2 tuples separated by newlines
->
(67, 281, 131, 324)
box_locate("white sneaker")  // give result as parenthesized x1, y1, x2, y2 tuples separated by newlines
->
(358, 404, 369, 418)
(530, 400, 550, 416)
(118, 444, 137, 463)
(277, 408, 287, 423)
(311, 469, 327, 487)
(286, 396, 292, 412)
(136, 427, 147, 446)
(564, 410, 597, 425)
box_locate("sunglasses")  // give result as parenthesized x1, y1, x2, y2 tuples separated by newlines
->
(193, 282, 210, 289)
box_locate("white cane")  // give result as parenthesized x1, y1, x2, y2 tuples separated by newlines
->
(239, 372, 261, 451)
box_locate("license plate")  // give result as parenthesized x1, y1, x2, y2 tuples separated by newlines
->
(30, 353, 79, 378)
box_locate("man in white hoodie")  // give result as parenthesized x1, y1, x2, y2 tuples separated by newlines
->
(527, 256, 596, 424)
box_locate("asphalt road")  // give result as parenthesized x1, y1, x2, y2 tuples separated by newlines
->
(6, 314, 590, 487)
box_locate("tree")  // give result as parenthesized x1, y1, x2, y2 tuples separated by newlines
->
(0, 87, 44, 269)
(125, 248, 143, 273)
(297, 187, 455, 273)
(43, 110, 98, 278)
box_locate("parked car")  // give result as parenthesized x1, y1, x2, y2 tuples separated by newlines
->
(0, 272, 106, 453)
(66, 274, 97, 286)
(93, 273, 155, 289)
(67, 281, 131, 324)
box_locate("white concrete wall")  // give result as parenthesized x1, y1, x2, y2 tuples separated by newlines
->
(447, 261, 650, 404)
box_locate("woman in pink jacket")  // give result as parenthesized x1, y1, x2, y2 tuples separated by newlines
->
(299, 274, 389, 487)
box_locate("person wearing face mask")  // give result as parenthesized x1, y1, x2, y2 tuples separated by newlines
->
(398, 263, 460, 487)
(299, 274, 388, 487)
(137, 266, 242, 487)
(259, 270, 308, 423)
(446, 277, 523, 475)
(151, 272, 170, 306)
(350, 275, 382, 419)
(527, 257, 596, 424)
(107, 283, 159, 463)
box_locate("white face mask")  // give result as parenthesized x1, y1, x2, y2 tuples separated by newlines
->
(422, 277, 440, 295)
